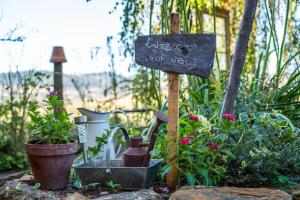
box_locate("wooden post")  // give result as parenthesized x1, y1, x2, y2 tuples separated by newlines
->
(50, 46, 67, 100)
(166, 13, 180, 191)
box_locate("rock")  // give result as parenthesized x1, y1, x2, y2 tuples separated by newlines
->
(63, 192, 89, 200)
(93, 189, 161, 200)
(284, 184, 300, 200)
(0, 180, 58, 200)
(292, 191, 300, 200)
(18, 175, 35, 185)
(169, 186, 292, 200)
(99, 191, 109, 196)
(0, 171, 27, 187)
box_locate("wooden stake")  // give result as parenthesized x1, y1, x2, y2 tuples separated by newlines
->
(166, 13, 180, 191)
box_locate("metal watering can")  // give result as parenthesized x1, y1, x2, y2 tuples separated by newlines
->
(76, 107, 129, 160)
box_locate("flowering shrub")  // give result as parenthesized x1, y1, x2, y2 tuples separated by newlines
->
(155, 113, 234, 186)
(154, 111, 300, 187)
(27, 90, 74, 144)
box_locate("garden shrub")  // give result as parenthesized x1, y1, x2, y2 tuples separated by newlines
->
(224, 112, 300, 186)
(0, 136, 27, 171)
(0, 71, 47, 171)
(154, 113, 235, 186)
(154, 111, 300, 187)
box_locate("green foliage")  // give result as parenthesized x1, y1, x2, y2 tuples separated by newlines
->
(106, 180, 121, 190)
(27, 90, 74, 144)
(154, 111, 300, 187)
(224, 112, 300, 186)
(0, 140, 26, 170)
(87, 130, 110, 157)
(0, 70, 47, 171)
(73, 180, 82, 189)
(32, 183, 41, 189)
(154, 114, 233, 186)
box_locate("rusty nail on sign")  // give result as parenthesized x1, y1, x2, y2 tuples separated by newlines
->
(135, 34, 216, 78)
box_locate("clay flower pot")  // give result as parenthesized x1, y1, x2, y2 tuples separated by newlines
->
(25, 140, 78, 190)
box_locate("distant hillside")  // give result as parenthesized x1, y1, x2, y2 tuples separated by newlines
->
(0, 70, 132, 103)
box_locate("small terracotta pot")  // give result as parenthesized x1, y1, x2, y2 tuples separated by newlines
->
(25, 140, 78, 190)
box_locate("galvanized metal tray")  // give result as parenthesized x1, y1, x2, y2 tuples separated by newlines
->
(74, 159, 162, 190)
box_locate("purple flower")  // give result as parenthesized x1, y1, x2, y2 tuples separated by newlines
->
(49, 89, 57, 96)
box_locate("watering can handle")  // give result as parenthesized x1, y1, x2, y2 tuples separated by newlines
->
(105, 127, 130, 174)
(111, 110, 130, 128)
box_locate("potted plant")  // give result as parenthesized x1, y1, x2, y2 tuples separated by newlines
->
(25, 90, 78, 190)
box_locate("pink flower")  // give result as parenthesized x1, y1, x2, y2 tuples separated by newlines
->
(209, 143, 219, 150)
(188, 132, 197, 137)
(49, 89, 57, 96)
(188, 114, 199, 121)
(180, 137, 190, 145)
(223, 113, 235, 121)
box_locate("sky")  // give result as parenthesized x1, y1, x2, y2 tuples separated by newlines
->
(0, 0, 131, 75)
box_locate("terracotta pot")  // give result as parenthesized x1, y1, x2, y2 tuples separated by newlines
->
(25, 140, 78, 190)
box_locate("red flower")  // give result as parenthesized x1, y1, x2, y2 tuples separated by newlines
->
(188, 114, 199, 121)
(209, 143, 219, 150)
(180, 137, 190, 145)
(188, 132, 197, 137)
(223, 113, 235, 121)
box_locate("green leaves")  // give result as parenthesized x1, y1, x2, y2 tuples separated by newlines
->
(73, 181, 82, 189)
(27, 92, 74, 144)
(106, 180, 121, 190)
(227, 112, 300, 186)
(197, 168, 208, 178)
(32, 183, 41, 189)
(186, 173, 196, 185)
(161, 166, 172, 179)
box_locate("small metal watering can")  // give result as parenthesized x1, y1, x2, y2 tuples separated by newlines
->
(123, 112, 168, 167)
(76, 107, 129, 159)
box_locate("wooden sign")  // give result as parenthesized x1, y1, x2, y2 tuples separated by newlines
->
(135, 34, 216, 78)
(134, 13, 216, 191)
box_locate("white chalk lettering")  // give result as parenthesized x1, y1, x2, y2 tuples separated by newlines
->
(145, 38, 171, 52)
(170, 56, 196, 67)
(149, 54, 165, 62)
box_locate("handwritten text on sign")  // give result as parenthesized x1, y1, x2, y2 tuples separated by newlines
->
(135, 34, 216, 78)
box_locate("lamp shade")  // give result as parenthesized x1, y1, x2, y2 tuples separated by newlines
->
(50, 46, 67, 63)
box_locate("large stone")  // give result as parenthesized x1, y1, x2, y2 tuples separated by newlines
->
(18, 175, 35, 185)
(93, 189, 161, 200)
(169, 186, 292, 200)
(63, 192, 89, 200)
(284, 184, 300, 200)
(0, 171, 27, 187)
(0, 180, 58, 200)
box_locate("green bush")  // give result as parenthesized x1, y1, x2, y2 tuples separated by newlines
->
(0, 71, 47, 171)
(28, 90, 74, 144)
(0, 137, 27, 171)
(154, 113, 235, 186)
(154, 111, 300, 187)
(224, 112, 300, 186)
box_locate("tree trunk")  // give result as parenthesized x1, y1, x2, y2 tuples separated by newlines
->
(221, 0, 258, 116)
